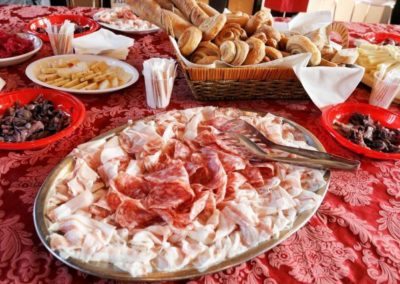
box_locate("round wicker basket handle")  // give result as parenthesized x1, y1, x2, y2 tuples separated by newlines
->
(327, 22, 349, 48)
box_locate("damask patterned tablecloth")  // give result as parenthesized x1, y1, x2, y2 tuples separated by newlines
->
(0, 5, 400, 284)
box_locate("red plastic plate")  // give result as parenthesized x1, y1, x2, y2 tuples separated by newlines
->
(0, 88, 86, 150)
(321, 102, 400, 160)
(26, 15, 100, 42)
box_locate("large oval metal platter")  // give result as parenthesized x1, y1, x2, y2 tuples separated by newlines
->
(33, 108, 331, 281)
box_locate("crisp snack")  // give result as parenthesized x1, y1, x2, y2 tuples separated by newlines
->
(36, 58, 132, 90)
(45, 107, 326, 277)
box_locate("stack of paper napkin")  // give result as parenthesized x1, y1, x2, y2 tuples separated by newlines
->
(72, 29, 134, 60)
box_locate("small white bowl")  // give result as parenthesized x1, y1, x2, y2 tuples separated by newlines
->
(26, 54, 139, 94)
(0, 33, 42, 67)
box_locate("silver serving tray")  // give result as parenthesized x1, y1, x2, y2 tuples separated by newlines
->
(33, 108, 330, 281)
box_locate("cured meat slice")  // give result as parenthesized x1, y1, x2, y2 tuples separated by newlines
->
(145, 161, 194, 209)
(89, 204, 111, 219)
(153, 208, 191, 228)
(196, 130, 217, 146)
(216, 150, 246, 172)
(241, 165, 264, 188)
(106, 191, 122, 211)
(145, 160, 190, 185)
(101, 136, 127, 165)
(201, 117, 230, 131)
(197, 192, 216, 223)
(183, 112, 203, 141)
(119, 121, 163, 154)
(115, 172, 149, 200)
(226, 172, 247, 199)
(115, 199, 159, 229)
(173, 140, 191, 160)
(189, 192, 210, 221)
(50, 190, 94, 221)
(201, 150, 227, 203)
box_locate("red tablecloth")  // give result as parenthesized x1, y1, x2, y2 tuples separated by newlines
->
(0, 4, 400, 284)
(265, 0, 309, 13)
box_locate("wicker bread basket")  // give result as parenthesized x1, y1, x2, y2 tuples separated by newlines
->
(178, 22, 349, 101)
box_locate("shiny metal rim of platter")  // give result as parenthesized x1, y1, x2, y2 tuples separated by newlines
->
(33, 107, 331, 281)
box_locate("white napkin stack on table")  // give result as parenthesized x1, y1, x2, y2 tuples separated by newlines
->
(72, 29, 134, 60)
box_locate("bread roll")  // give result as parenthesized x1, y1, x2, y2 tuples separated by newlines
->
(199, 14, 227, 41)
(161, 9, 195, 37)
(226, 12, 250, 27)
(155, 0, 174, 10)
(127, 0, 164, 28)
(220, 40, 236, 64)
(331, 48, 359, 65)
(319, 58, 338, 67)
(286, 35, 321, 66)
(190, 41, 220, 64)
(321, 45, 336, 61)
(243, 37, 265, 65)
(265, 46, 282, 60)
(251, 32, 268, 44)
(128, 0, 194, 38)
(278, 34, 289, 50)
(178, 26, 203, 56)
(231, 40, 249, 66)
(245, 8, 273, 35)
(197, 2, 219, 17)
(170, 0, 208, 25)
(256, 24, 281, 42)
(214, 23, 247, 46)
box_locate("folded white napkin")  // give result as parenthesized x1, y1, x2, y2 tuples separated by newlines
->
(292, 53, 365, 109)
(72, 29, 134, 60)
(273, 10, 332, 35)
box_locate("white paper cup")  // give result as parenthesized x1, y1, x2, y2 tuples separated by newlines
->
(369, 71, 400, 109)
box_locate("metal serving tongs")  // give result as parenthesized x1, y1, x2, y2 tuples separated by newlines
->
(222, 119, 360, 171)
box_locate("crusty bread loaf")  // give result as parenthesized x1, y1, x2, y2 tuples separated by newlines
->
(197, 1, 219, 16)
(171, 0, 208, 25)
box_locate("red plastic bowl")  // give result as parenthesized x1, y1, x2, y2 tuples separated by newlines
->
(363, 32, 400, 45)
(26, 15, 100, 42)
(0, 88, 86, 150)
(321, 102, 400, 160)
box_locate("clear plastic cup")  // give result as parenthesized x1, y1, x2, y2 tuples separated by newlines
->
(369, 71, 400, 109)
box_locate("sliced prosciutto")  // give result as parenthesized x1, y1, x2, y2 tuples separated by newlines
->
(46, 107, 326, 277)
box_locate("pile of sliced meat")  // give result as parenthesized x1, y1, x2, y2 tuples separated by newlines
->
(46, 107, 326, 276)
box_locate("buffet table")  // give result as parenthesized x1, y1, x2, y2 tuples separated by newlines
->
(0, 4, 400, 284)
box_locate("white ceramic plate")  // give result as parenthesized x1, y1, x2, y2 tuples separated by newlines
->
(25, 54, 139, 94)
(93, 10, 160, 35)
(0, 33, 42, 67)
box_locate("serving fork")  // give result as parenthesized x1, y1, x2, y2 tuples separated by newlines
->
(222, 119, 360, 171)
